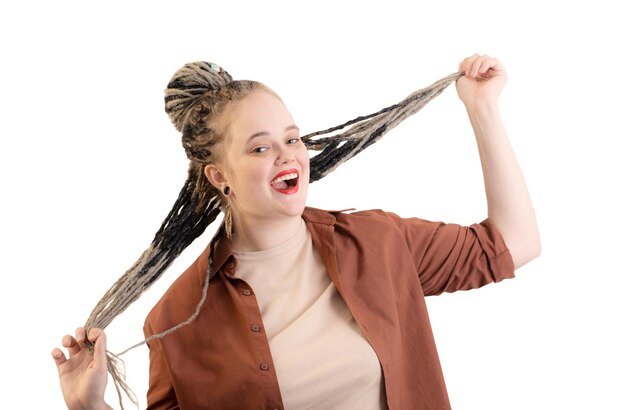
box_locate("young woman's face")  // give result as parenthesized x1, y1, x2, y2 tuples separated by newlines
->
(215, 89, 310, 224)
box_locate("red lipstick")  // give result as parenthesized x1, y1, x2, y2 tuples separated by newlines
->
(270, 168, 299, 194)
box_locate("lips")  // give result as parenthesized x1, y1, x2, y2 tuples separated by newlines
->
(270, 168, 299, 194)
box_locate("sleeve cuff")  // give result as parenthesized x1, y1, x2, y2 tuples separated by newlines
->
(474, 218, 516, 282)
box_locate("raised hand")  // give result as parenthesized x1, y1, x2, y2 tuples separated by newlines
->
(51, 327, 112, 410)
(456, 54, 507, 109)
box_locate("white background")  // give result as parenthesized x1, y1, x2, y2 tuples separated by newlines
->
(1, 0, 624, 409)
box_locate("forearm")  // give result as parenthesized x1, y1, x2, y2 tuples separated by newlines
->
(466, 101, 541, 268)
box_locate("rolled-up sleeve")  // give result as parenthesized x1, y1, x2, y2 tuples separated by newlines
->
(391, 214, 515, 296)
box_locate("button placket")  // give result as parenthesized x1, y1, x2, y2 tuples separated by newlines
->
(237, 279, 277, 387)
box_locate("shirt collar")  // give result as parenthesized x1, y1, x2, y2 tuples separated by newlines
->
(197, 207, 338, 284)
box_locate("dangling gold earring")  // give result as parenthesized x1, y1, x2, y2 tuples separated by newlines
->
(223, 186, 233, 240)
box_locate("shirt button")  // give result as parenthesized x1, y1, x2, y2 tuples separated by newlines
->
(251, 324, 261, 332)
(242, 289, 252, 296)
(260, 362, 270, 371)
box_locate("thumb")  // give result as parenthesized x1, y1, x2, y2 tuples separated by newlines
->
(87, 328, 108, 372)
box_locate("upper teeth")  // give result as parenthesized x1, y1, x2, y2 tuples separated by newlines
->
(271, 173, 298, 184)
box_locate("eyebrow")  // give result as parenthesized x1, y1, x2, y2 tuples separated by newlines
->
(247, 125, 300, 143)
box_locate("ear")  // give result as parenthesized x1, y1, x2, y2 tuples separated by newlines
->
(204, 164, 229, 192)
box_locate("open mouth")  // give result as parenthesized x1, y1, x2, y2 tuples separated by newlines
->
(270, 169, 299, 194)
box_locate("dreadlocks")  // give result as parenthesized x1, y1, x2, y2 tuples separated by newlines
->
(82, 61, 463, 407)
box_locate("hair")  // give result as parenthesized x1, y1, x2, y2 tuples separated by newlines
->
(81, 61, 462, 408)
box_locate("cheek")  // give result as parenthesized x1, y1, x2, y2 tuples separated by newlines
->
(235, 161, 270, 195)
(297, 147, 310, 170)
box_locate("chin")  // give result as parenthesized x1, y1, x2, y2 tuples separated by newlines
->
(275, 184, 308, 217)
(279, 200, 306, 217)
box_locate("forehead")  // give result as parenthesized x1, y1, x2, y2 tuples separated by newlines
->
(227, 90, 294, 143)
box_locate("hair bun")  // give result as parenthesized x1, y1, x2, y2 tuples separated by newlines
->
(164, 62, 233, 132)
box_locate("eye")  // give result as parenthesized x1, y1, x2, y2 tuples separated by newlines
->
(287, 137, 301, 144)
(252, 146, 268, 153)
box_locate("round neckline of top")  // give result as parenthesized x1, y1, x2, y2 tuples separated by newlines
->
(231, 218, 308, 261)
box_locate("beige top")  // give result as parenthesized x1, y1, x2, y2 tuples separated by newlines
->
(232, 219, 388, 409)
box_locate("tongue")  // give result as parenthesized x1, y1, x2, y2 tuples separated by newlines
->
(272, 181, 288, 190)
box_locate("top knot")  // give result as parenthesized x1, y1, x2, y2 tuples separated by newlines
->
(164, 62, 233, 132)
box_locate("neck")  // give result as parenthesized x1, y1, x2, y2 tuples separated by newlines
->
(230, 212, 304, 252)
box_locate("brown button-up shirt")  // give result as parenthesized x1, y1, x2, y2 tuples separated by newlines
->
(144, 207, 515, 409)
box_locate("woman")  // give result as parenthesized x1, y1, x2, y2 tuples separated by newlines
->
(52, 54, 540, 409)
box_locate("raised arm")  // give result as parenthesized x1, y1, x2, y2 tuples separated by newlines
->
(456, 54, 541, 269)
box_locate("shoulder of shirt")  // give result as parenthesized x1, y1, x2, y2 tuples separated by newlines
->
(302, 207, 446, 240)
(143, 246, 209, 333)
(303, 206, 403, 226)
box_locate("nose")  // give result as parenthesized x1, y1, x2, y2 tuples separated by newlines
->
(274, 145, 295, 166)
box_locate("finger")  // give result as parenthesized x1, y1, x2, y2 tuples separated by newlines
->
(476, 57, 492, 76)
(487, 58, 504, 74)
(75, 327, 86, 344)
(477, 57, 499, 77)
(470, 55, 490, 78)
(51, 347, 67, 368)
(62, 334, 81, 357)
(88, 328, 108, 372)
(460, 54, 481, 76)
(477, 58, 492, 76)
